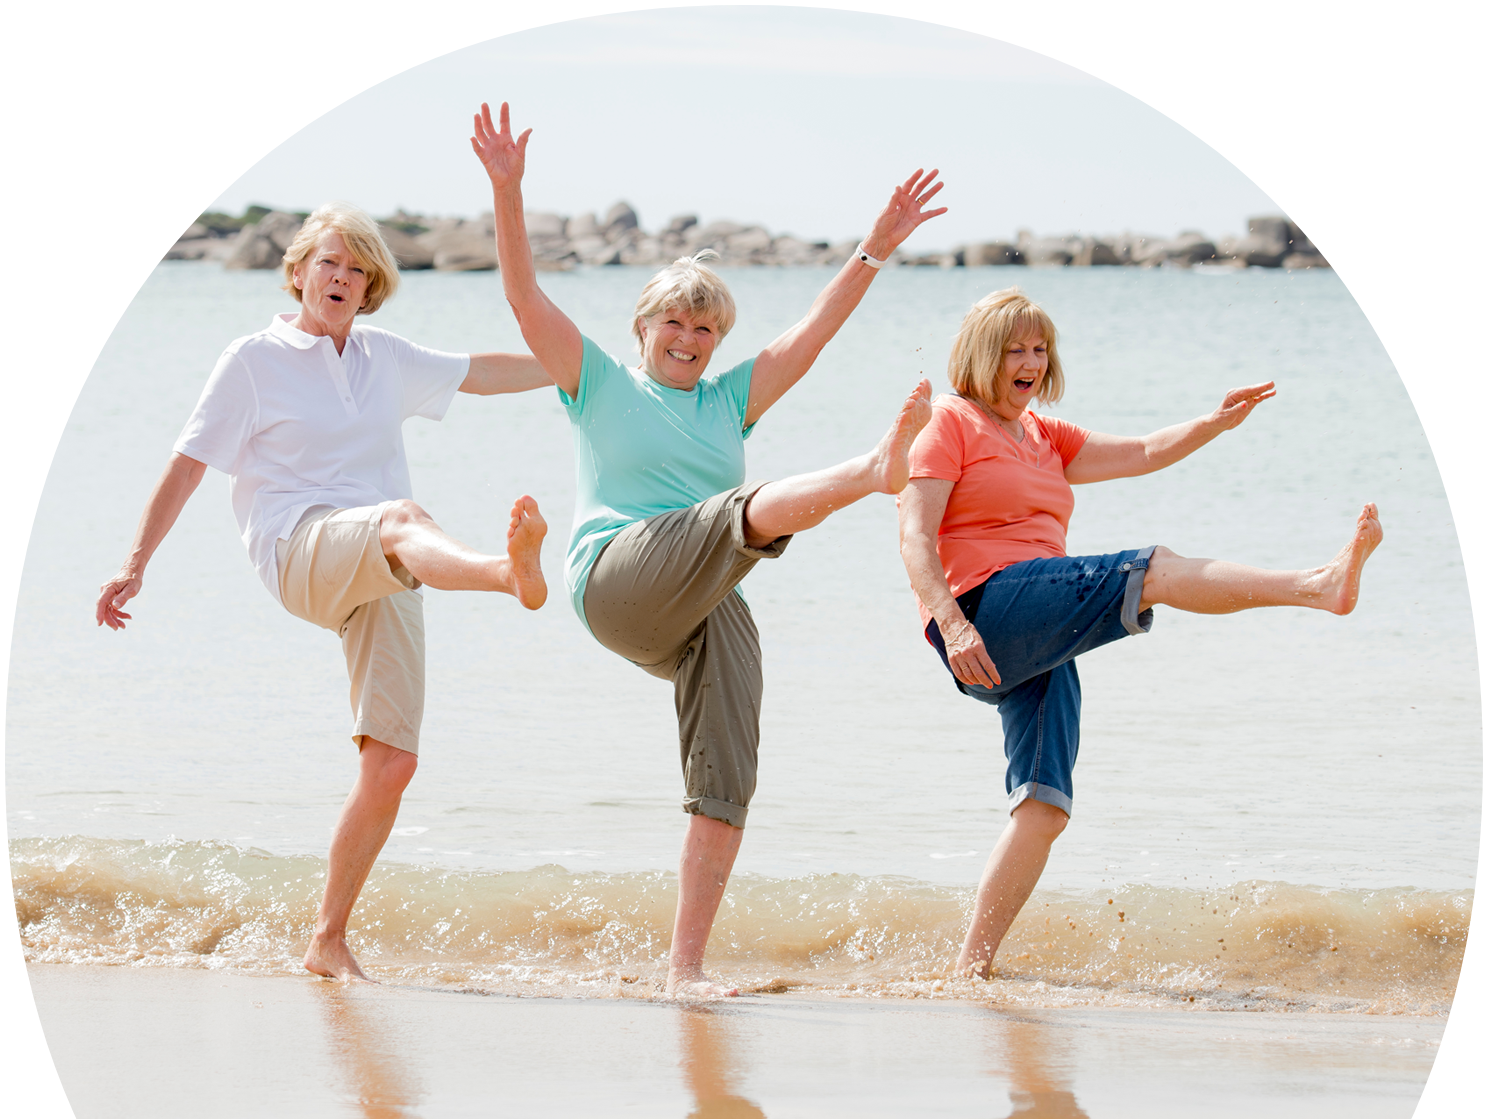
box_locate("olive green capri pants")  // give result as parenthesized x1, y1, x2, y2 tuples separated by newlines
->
(582, 484, 790, 829)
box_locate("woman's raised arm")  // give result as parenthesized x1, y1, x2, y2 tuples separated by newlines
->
(1063, 381, 1276, 485)
(744, 170, 947, 428)
(471, 101, 582, 398)
(96, 452, 207, 630)
(898, 478, 1000, 688)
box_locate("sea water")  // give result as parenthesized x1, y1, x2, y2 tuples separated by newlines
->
(7, 261, 1478, 1010)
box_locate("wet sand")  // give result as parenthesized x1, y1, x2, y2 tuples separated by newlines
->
(30, 963, 1440, 1117)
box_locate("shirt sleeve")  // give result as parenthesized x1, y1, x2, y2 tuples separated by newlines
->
(562, 335, 618, 414)
(379, 331, 470, 422)
(1037, 414, 1092, 466)
(173, 349, 259, 475)
(907, 398, 967, 482)
(712, 357, 756, 438)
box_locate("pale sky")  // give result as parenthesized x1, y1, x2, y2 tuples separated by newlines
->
(211, 7, 1279, 250)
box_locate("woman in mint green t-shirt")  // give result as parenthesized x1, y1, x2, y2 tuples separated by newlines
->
(475, 101, 942, 998)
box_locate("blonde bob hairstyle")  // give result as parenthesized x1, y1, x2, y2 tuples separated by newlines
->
(631, 250, 738, 349)
(948, 288, 1065, 408)
(281, 202, 401, 316)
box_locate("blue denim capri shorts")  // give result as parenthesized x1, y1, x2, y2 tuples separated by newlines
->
(926, 546, 1157, 818)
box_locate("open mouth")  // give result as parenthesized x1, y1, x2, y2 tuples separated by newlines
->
(1013, 376, 1036, 392)
(666, 349, 696, 363)
(328, 293, 345, 303)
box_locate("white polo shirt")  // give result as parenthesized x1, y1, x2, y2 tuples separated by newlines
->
(175, 313, 470, 603)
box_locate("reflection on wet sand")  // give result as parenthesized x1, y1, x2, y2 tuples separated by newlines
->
(985, 1010, 1090, 1118)
(679, 1005, 767, 1119)
(314, 984, 424, 1119)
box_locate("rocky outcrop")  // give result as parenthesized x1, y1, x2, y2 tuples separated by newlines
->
(223, 211, 304, 270)
(164, 206, 1329, 272)
(414, 216, 496, 272)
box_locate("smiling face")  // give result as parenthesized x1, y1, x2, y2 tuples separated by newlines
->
(991, 329, 1049, 420)
(638, 307, 719, 390)
(290, 229, 369, 338)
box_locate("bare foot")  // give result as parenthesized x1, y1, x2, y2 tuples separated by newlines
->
(959, 958, 1000, 980)
(667, 968, 739, 999)
(304, 932, 375, 983)
(1316, 502, 1383, 615)
(869, 379, 932, 494)
(505, 495, 548, 610)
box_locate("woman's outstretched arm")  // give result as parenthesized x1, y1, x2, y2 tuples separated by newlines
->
(898, 478, 1000, 687)
(471, 101, 582, 398)
(1063, 381, 1276, 485)
(95, 452, 207, 630)
(744, 170, 947, 427)
(460, 352, 553, 395)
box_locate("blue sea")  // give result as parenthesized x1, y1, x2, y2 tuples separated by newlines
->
(7, 260, 1477, 1010)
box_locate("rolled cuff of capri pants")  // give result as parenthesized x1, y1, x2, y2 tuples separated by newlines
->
(1119, 545, 1158, 636)
(1009, 780, 1074, 818)
(683, 795, 749, 829)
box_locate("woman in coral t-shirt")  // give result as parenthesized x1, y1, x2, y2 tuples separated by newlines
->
(898, 288, 1383, 979)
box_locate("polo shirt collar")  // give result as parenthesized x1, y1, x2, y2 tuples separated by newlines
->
(268, 312, 362, 356)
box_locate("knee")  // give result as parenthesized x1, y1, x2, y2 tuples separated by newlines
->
(379, 499, 432, 542)
(360, 742, 418, 800)
(1011, 798, 1069, 843)
(383, 750, 418, 795)
(1141, 545, 1178, 597)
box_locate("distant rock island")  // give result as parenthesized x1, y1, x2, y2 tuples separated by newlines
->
(167, 203, 1329, 272)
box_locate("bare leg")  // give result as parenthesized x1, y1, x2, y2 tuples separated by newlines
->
(379, 496, 547, 609)
(957, 799, 1069, 977)
(304, 739, 418, 982)
(667, 814, 744, 998)
(1140, 503, 1382, 616)
(743, 380, 931, 548)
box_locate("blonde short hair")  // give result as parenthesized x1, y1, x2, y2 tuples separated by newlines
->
(631, 251, 737, 349)
(948, 288, 1065, 407)
(281, 202, 401, 315)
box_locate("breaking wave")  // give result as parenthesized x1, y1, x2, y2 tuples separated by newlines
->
(13, 836, 1469, 1013)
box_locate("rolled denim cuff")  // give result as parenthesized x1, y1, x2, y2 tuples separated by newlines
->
(1009, 780, 1074, 818)
(1119, 545, 1157, 636)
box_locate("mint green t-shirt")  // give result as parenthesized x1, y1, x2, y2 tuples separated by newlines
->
(561, 335, 756, 632)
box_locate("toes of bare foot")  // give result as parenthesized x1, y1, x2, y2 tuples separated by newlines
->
(878, 380, 933, 495)
(908, 377, 932, 425)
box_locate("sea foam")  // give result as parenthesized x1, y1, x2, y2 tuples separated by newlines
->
(13, 836, 1467, 1013)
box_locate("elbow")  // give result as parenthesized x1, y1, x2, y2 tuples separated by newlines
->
(898, 528, 931, 563)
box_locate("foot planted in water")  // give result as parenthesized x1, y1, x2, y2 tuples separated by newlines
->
(304, 932, 376, 983)
(667, 966, 740, 999)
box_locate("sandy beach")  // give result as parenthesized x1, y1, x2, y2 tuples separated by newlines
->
(29, 962, 1441, 1118)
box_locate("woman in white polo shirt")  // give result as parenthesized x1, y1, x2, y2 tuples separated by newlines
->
(95, 202, 551, 982)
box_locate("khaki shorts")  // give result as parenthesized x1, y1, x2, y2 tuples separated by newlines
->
(276, 503, 425, 756)
(583, 484, 790, 829)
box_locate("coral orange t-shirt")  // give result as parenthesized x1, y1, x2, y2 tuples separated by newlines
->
(906, 394, 1090, 627)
